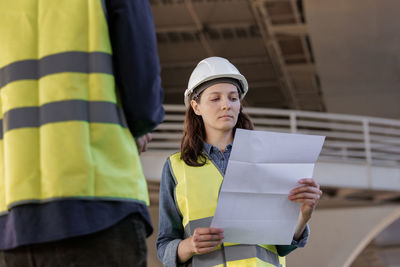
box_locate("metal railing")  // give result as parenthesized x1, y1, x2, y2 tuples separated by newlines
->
(148, 105, 400, 167)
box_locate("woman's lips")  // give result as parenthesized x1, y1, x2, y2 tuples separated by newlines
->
(219, 115, 233, 119)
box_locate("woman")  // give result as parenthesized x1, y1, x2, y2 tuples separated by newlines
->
(156, 57, 322, 267)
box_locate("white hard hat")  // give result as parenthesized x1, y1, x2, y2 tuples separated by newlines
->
(184, 57, 248, 107)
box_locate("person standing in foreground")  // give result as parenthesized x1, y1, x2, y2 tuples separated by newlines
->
(156, 57, 322, 266)
(0, 0, 163, 266)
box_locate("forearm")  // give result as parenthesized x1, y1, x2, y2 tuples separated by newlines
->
(294, 214, 309, 241)
(289, 178, 322, 241)
(177, 237, 194, 264)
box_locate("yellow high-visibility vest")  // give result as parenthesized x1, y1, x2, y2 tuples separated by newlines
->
(169, 153, 286, 267)
(0, 0, 149, 214)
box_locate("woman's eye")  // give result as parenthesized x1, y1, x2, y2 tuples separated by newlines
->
(231, 97, 238, 101)
(211, 98, 219, 102)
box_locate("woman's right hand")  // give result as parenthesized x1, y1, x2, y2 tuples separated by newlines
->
(178, 227, 224, 263)
(190, 227, 224, 254)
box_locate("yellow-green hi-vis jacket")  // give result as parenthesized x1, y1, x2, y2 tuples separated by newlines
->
(0, 0, 149, 215)
(169, 153, 286, 267)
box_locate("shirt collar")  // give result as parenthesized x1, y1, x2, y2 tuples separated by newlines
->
(225, 143, 233, 152)
(203, 142, 233, 155)
(203, 142, 213, 155)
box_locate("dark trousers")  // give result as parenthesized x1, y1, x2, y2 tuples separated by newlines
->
(0, 214, 147, 267)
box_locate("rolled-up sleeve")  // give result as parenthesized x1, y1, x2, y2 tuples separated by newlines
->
(156, 159, 185, 267)
(276, 224, 310, 257)
(105, 0, 164, 137)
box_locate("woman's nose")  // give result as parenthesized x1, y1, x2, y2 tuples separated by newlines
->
(221, 97, 231, 110)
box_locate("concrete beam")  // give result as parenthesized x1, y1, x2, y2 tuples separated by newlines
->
(314, 161, 400, 192)
(270, 24, 308, 35)
(141, 152, 400, 193)
(286, 63, 316, 74)
(161, 56, 272, 69)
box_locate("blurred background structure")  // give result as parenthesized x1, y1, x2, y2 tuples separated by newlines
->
(142, 0, 400, 266)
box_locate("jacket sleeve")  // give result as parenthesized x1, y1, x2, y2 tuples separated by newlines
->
(105, 0, 164, 137)
(276, 224, 310, 257)
(156, 159, 186, 267)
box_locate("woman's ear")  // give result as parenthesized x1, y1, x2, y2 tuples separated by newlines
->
(191, 99, 201, 116)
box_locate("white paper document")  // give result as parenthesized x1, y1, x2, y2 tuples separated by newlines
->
(210, 129, 325, 245)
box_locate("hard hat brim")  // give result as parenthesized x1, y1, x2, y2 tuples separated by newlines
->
(184, 73, 248, 107)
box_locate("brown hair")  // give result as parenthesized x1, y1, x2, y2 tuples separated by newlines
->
(180, 103, 254, 167)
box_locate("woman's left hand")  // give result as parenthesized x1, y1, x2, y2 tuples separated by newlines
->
(288, 178, 322, 220)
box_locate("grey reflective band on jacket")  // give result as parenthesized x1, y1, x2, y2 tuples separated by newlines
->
(225, 245, 281, 266)
(192, 248, 225, 267)
(192, 244, 281, 267)
(0, 100, 127, 139)
(0, 51, 113, 89)
(185, 217, 281, 267)
(184, 217, 214, 238)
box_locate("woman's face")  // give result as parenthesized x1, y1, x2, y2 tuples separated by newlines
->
(190, 83, 241, 133)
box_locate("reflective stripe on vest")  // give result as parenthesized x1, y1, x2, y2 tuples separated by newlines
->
(0, 100, 127, 138)
(0, 52, 113, 89)
(169, 153, 285, 267)
(0, 0, 149, 214)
